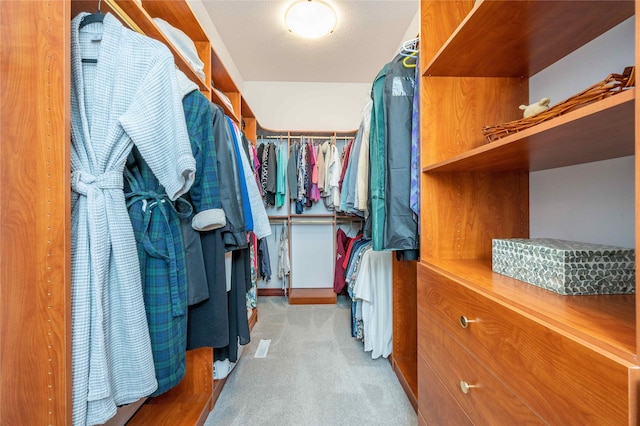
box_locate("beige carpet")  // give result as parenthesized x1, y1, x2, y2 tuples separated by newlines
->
(204, 296, 418, 426)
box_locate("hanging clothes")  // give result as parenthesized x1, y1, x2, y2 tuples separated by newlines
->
(258, 142, 268, 200)
(352, 250, 393, 359)
(287, 141, 299, 200)
(210, 103, 246, 251)
(126, 79, 227, 397)
(342, 122, 365, 215)
(334, 228, 352, 294)
(326, 142, 342, 210)
(228, 118, 271, 239)
(214, 246, 252, 363)
(368, 63, 390, 250)
(266, 142, 278, 205)
(261, 142, 274, 205)
(309, 143, 321, 202)
(258, 237, 272, 281)
(176, 71, 226, 295)
(317, 141, 327, 196)
(277, 223, 291, 292)
(187, 227, 229, 350)
(124, 74, 225, 397)
(247, 233, 259, 310)
(383, 54, 419, 257)
(410, 55, 421, 219)
(124, 143, 191, 398)
(275, 143, 287, 207)
(296, 139, 308, 213)
(356, 100, 373, 212)
(70, 12, 196, 425)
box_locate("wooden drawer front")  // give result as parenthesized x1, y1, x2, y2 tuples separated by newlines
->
(417, 264, 632, 424)
(418, 353, 473, 426)
(419, 311, 545, 425)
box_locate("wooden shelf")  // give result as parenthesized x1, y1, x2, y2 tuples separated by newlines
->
(141, 0, 207, 41)
(71, 0, 209, 91)
(211, 87, 240, 122)
(211, 47, 239, 93)
(421, 258, 637, 363)
(288, 288, 337, 305)
(422, 88, 635, 173)
(424, 0, 634, 77)
(128, 347, 214, 426)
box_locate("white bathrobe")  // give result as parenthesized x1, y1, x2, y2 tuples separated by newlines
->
(70, 12, 195, 425)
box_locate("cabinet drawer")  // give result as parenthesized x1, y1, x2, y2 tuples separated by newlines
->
(419, 310, 545, 425)
(418, 353, 473, 426)
(417, 263, 633, 424)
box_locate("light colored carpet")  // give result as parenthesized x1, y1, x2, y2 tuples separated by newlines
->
(204, 296, 418, 426)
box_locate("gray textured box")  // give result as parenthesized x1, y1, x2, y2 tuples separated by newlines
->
(492, 238, 635, 295)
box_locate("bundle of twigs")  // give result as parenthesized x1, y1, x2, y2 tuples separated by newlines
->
(482, 66, 635, 143)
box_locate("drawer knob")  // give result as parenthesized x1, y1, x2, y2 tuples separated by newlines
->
(460, 380, 476, 394)
(459, 315, 475, 328)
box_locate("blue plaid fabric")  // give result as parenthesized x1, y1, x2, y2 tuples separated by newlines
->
(183, 91, 222, 213)
(124, 147, 189, 397)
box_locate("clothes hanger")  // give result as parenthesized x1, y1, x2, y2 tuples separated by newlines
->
(403, 51, 418, 69)
(79, 0, 105, 29)
(399, 36, 419, 57)
(79, 0, 104, 63)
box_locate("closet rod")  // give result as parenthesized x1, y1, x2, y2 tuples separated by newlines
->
(289, 136, 353, 140)
(336, 217, 363, 223)
(269, 218, 289, 223)
(289, 219, 334, 225)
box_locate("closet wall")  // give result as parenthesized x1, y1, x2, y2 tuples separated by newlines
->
(0, 0, 259, 423)
(1, 2, 71, 424)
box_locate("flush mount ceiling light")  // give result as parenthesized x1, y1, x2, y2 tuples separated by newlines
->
(285, 0, 337, 39)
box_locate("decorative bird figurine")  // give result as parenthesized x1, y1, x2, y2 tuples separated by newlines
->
(519, 97, 551, 118)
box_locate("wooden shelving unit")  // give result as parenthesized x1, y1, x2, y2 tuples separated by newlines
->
(416, 1, 640, 424)
(1, 1, 262, 424)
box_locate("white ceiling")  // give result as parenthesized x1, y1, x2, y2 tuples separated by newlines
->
(196, 0, 419, 85)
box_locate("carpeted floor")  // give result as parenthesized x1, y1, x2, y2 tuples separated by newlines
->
(204, 296, 418, 426)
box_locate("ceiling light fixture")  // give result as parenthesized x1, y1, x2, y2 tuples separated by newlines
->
(285, 0, 337, 39)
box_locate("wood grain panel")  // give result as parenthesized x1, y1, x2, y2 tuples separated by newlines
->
(194, 41, 211, 86)
(243, 117, 257, 144)
(225, 91, 241, 120)
(421, 172, 528, 260)
(420, 0, 473, 68)
(418, 264, 635, 424)
(636, 0, 640, 362)
(424, 89, 635, 173)
(1, 1, 71, 424)
(392, 258, 417, 400)
(421, 77, 525, 165)
(418, 313, 545, 424)
(288, 288, 337, 304)
(417, 355, 473, 426)
(425, 1, 634, 77)
(419, 259, 637, 360)
(128, 348, 213, 426)
(211, 47, 239, 93)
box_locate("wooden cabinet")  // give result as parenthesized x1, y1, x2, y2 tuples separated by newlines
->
(417, 1, 640, 424)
